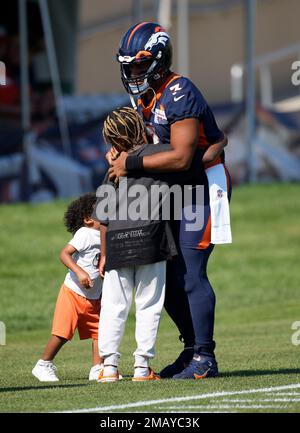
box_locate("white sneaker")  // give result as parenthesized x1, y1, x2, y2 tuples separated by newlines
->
(97, 365, 120, 383)
(89, 363, 104, 381)
(132, 367, 160, 381)
(32, 359, 59, 382)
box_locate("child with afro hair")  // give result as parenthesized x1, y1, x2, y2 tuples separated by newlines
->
(32, 193, 104, 382)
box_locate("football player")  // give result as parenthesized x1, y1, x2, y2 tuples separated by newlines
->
(108, 22, 232, 379)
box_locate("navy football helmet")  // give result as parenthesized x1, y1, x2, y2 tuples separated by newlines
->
(117, 22, 173, 95)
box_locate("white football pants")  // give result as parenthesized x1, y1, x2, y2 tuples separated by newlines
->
(98, 261, 166, 367)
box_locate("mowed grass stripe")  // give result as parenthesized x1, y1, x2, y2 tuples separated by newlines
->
(60, 383, 300, 413)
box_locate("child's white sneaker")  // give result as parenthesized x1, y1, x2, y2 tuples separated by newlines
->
(32, 359, 59, 382)
(89, 363, 104, 381)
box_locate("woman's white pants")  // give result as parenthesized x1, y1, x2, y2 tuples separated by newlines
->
(98, 261, 166, 367)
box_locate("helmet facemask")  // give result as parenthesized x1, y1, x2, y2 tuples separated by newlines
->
(118, 52, 164, 95)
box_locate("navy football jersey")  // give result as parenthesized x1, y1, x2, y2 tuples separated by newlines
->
(137, 73, 224, 168)
(137, 73, 229, 249)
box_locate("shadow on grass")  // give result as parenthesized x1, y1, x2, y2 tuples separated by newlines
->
(0, 383, 88, 393)
(219, 368, 300, 378)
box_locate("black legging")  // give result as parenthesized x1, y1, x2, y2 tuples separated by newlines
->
(165, 243, 216, 357)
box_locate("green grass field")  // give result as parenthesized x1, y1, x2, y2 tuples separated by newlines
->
(1, 183, 300, 413)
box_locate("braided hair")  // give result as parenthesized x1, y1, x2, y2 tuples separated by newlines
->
(102, 107, 146, 152)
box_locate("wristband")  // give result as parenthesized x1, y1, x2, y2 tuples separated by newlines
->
(125, 155, 144, 171)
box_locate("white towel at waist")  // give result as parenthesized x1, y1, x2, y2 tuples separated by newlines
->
(205, 163, 232, 244)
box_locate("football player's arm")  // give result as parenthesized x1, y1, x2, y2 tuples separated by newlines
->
(108, 118, 199, 179)
(143, 118, 199, 171)
(60, 244, 93, 288)
(199, 102, 227, 165)
(202, 134, 228, 164)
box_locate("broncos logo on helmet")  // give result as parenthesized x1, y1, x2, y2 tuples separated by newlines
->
(117, 22, 173, 95)
(144, 32, 169, 51)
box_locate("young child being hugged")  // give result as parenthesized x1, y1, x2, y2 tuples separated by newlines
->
(94, 107, 177, 382)
(32, 193, 103, 382)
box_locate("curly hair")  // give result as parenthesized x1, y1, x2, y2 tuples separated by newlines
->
(102, 106, 146, 152)
(64, 192, 97, 235)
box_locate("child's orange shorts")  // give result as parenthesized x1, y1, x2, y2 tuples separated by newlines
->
(52, 284, 101, 341)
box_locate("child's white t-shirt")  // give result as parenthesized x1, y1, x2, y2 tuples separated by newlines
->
(64, 227, 102, 299)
